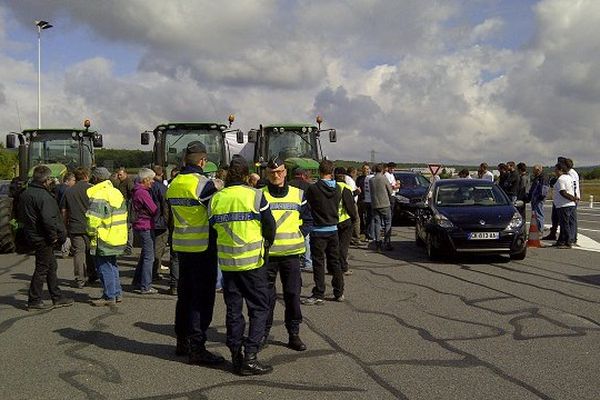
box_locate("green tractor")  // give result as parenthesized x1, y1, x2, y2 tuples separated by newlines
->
(0, 120, 104, 253)
(246, 116, 337, 179)
(141, 116, 244, 177)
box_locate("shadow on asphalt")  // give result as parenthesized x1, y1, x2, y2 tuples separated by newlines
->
(569, 274, 600, 286)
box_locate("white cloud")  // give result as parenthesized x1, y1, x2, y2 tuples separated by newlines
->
(2, 0, 600, 166)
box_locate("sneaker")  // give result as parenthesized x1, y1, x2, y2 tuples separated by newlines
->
(343, 270, 353, 276)
(116, 296, 123, 303)
(73, 280, 86, 288)
(27, 302, 53, 311)
(168, 286, 178, 296)
(300, 267, 313, 273)
(134, 287, 158, 295)
(53, 297, 74, 308)
(334, 295, 346, 302)
(557, 244, 572, 249)
(302, 297, 325, 306)
(542, 234, 557, 241)
(90, 298, 116, 307)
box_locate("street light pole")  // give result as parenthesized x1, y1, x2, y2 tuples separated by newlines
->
(35, 20, 53, 129)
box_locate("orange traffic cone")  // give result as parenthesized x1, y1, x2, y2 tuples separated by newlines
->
(527, 213, 541, 248)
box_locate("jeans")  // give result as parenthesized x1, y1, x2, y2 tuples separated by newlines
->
(531, 200, 545, 232)
(570, 205, 578, 243)
(301, 234, 312, 270)
(132, 229, 155, 291)
(28, 245, 62, 304)
(373, 207, 392, 246)
(71, 234, 96, 283)
(310, 232, 344, 299)
(153, 229, 169, 279)
(216, 267, 223, 290)
(222, 267, 270, 354)
(556, 206, 575, 245)
(95, 255, 122, 300)
(365, 203, 374, 240)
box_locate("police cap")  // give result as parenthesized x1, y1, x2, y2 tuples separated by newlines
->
(267, 156, 285, 171)
(185, 141, 207, 154)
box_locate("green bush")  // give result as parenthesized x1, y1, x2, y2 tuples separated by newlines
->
(0, 148, 17, 179)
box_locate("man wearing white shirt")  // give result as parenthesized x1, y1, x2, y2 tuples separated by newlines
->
(478, 163, 494, 181)
(565, 158, 580, 244)
(552, 163, 578, 249)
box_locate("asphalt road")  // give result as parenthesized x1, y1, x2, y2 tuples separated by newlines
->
(1, 221, 600, 400)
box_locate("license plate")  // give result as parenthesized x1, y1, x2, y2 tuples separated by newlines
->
(468, 232, 499, 240)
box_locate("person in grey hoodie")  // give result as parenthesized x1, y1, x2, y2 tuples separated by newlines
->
(369, 163, 393, 252)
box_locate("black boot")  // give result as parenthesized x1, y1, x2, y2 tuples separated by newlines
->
(175, 337, 189, 356)
(189, 348, 225, 366)
(288, 334, 307, 351)
(231, 348, 244, 375)
(259, 334, 269, 351)
(239, 352, 273, 376)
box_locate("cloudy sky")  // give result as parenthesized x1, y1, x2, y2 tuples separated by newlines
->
(0, 0, 599, 165)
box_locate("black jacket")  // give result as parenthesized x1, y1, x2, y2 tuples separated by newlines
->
(502, 170, 520, 196)
(306, 179, 341, 228)
(18, 181, 67, 248)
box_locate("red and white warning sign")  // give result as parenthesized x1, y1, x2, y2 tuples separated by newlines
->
(428, 164, 442, 176)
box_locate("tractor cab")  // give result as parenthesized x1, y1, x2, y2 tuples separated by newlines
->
(141, 116, 243, 177)
(247, 116, 336, 179)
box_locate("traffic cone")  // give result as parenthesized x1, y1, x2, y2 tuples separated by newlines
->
(527, 213, 541, 248)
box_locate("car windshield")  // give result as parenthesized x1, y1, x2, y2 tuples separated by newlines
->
(434, 184, 509, 207)
(268, 131, 316, 160)
(165, 128, 224, 166)
(394, 173, 430, 189)
(29, 133, 92, 168)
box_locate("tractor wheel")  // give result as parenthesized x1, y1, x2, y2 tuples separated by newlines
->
(0, 197, 16, 254)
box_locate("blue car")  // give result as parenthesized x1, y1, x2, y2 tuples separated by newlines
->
(415, 179, 527, 260)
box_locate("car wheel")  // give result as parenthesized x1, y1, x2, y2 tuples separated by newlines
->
(426, 233, 440, 260)
(415, 227, 424, 247)
(510, 246, 527, 260)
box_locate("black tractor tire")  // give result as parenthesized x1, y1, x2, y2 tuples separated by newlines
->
(0, 197, 16, 254)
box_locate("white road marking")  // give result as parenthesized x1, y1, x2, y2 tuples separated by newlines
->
(539, 224, 600, 253)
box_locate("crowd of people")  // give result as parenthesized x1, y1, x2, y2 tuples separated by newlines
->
(15, 145, 581, 376)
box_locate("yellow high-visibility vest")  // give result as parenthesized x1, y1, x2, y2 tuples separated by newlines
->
(209, 185, 264, 271)
(86, 180, 128, 256)
(262, 185, 305, 256)
(166, 173, 210, 253)
(337, 181, 351, 223)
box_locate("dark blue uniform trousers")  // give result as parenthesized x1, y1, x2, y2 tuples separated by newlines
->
(174, 247, 218, 350)
(222, 266, 269, 354)
(265, 255, 303, 336)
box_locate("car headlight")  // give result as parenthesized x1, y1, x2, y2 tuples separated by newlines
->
(396, 194, 410, 204)
(506, 211, 523, 230)
(434, 212, 454, 228)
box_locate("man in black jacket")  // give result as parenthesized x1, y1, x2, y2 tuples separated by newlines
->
(19, 166, 73, 311)
(303, 160, 345, 305)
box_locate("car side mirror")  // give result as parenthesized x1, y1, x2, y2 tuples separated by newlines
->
(247, 129, 257, 143)
(236, 130, 244, 144)
(329, 129, 337, 142)
(513, 200, 524, 208)
(6, 134, 16, 149)
(92, 133, 103, 148)
(141, 131, 150, 145)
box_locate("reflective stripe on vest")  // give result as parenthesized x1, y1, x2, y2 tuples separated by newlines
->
(337, 182, 351, 223)
(166, 173, 210, 253)
(86, 180, 128, 256)
(262, 186, 305, 256)
(209, 185, 264, 271)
